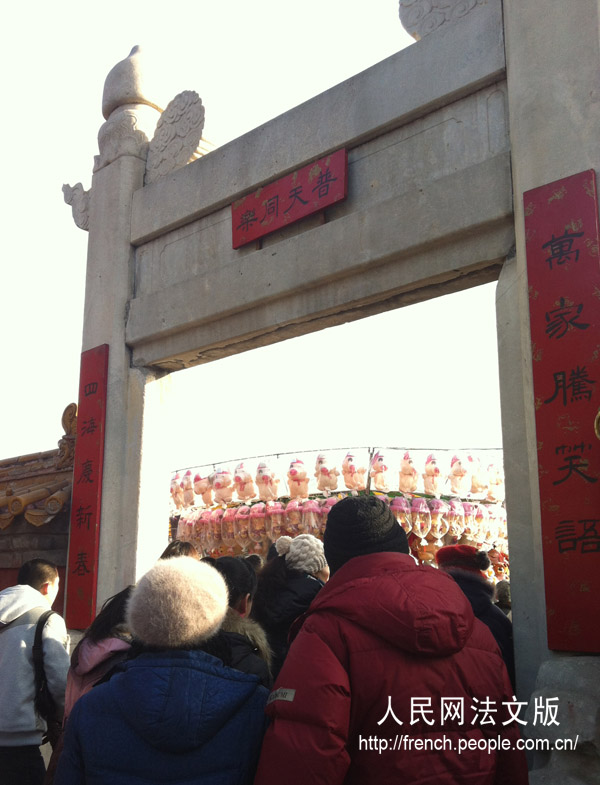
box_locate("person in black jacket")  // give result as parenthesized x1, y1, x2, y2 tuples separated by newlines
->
(250, 534, 329, 678)
(435, 544, 516, 690)
(213, 557, 272, 688)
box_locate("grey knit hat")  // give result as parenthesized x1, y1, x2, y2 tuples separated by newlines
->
(275, 534, 327, 575)
(127, 557, 228, 648)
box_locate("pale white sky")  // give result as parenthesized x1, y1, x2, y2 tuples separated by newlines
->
(0, 1, 503, 475)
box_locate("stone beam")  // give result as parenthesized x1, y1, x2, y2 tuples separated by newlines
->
(127, 151, 512, 369)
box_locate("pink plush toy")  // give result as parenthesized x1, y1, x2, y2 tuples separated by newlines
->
(486, 464, 506, 503)
(390, 495, 412, 536)
(422, 454, 441, 497)
(302, 499, 321, 536)
(469, 455, 489, 495)
(341, 452, 367, 491)
(249, 503, 267, 543)
(284, 498, 303, 536)
(287, 459, 310, 499)
(428, 498, 449, 546)
(193, 473, 214, 507)
(448, 455, 470, 497)
(234, 505, 251, 550)
(314, 453, 339, 493)
(266, 501, 284, 541)
(181, 470, 195, 508)
(233, 462, 257, 502)
(398, 451, 418, 494)
(370, 451, 389, 492)
(170, 474, 184, 510)
(221, 507, 238, 549)
(255, 462, 280, 502)
(212, 468, 234, 505)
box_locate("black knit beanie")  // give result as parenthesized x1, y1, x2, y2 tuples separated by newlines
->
(324, 495, 409, 575)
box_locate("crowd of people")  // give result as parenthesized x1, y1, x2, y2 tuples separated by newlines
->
(0, 495, 527, 784)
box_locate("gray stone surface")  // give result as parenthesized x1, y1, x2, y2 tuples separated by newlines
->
(127, 151, 513, 369)
(526, 658, 600, 782)
(399, 0, 490, 41)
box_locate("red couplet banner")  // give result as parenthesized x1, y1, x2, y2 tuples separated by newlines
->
(66, 344, 109, 629)
(231, 148, 348, 249)
(524, 170, 600, 652)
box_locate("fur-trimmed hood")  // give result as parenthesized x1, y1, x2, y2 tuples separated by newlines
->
(221, 608, 272, 671)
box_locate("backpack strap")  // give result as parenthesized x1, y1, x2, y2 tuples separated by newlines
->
(0, 606, 48, 633)
(32, 610, 56, 692)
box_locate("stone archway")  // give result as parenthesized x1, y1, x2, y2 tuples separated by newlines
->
(64, 2, 600, 780)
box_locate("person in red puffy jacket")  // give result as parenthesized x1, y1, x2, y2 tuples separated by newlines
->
(254, 495, 528, 785)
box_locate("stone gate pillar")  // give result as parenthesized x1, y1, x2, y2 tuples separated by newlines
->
(70, 47, 173, 608)
(501, 0, 600, 780)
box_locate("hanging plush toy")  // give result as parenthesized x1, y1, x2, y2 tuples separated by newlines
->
(234, 505, 251, 551)
(170, 474, 185, 510)
(446, 499, 465, 543)
(198, 509, 213, 554)
(255, 462, 280, 502)
(390, 495, 412, 536)
(341, 452, 367, 491)
(209, 508, 225, 556)
(181, 470, 195, 508)
(302, 499, 322, 537)
(287, 459, 310, 500)
(370, 451, 389, 492)
(422, 454, 442, 497)
(399, 451, 419, 494)
(448, 455, 470, 497)
(266, 501, 284, 541)
(486, 464, 506, 503)
(249, 503, 267, 545)
(233, 462, 257, 502)
(461, 502, 477, 544)
(284, 499, 303, 536)
(469, 456, 489, 496)
(221, 507, 238, 553)
(319, 496, 339, 535)
(314, 453, 339, 494)
(428, 498, 449, 547)
(193, 473, 214, 507)
(411, 497, 431, 546)
(213, 468, 234, 505)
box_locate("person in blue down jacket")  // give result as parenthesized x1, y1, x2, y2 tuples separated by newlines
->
(55, 557, 268, 785)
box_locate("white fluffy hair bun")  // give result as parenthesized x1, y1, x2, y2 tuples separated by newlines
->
(127, 557, 228, 649)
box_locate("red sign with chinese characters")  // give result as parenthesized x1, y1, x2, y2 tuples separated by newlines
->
(231, 148, 348, 249)
(66, 344, 109, 629)
(525, 170, 600, 652)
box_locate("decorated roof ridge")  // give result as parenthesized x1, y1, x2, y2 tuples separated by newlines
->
(0, 448, 59, 468)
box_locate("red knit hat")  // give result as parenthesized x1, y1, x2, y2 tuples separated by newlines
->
(435, 544, 490, 574)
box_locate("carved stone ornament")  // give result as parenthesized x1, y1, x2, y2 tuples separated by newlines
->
(399, 0, 486, 40)
(62, 183, 90, 231)
(145, 91, 206, 186)
(56, 402, 77, 469)
(94, 47, 163, 173)
(94, 104, 160, 172)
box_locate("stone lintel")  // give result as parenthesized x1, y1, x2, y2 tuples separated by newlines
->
(127, 152, 512, 369)
(130, 0, 504, 245)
